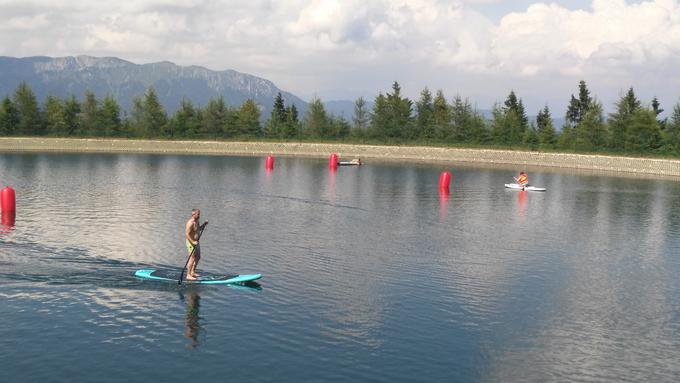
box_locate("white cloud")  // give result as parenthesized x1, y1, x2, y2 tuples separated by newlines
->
(1, 0, 680, 112)
(493, 0, 680, 76)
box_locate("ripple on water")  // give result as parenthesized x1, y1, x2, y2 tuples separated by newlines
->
(3, 154, 680, 382)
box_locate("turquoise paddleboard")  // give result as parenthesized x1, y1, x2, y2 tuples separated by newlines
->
(135, 269, 261, 284)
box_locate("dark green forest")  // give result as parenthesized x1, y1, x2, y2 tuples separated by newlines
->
(1, 80, 679, 157)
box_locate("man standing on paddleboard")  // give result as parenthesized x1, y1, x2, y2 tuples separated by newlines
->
(185, 209, 208, 280)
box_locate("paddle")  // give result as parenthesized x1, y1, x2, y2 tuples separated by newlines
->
(178, 222, 208, 285)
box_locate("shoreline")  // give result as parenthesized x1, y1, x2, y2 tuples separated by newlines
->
(1, 137, 679, 178)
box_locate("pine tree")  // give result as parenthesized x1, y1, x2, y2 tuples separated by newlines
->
(523, 123, 539, 150)
(130, 96, 146, 137)
(608, 87, 641, 150)
(13, 82, 42, 135)
(451, 96, 477, 143)
(536, 105, 556, 149)
(467, 108, 490, 145)
(498, 90, 528, 145)
(120, 115, 134, 138)
(265, 92, 287, 138)
(431, 91, 450, 141)
(491, 97, 525, 146)
(329, 116, 350, 139)
(143, 87, 167, 137)
(81, 90, 100, 136)
(0, 98, 7, 135)
(574, 101, 606, 151)
(0, 97, 20, 136)
(237, 99, 262, 137)
(302, 97, 329, 139)
(203, 97, 228, 138)
(503, 90, 529, 128)
(565, 80, 593, 127)
(169, 98, 199, 138)
(651, 96, 666, 130)
(369, 93, 388, 139)
(415, 87, 434, 140)
(490, 103, 508, 145)
(557, 125, 574, 150)
(385, 81, 413, 140)
(352, 97, 370, 132)
(652, 97, 664, 118)
(565, 96, 580, 127)
(336, 116, 350, 139)
(282, 104, 300, 138)
(663, 102, 680, 153)
(100, 95, 122, 136)
(63, 95, 81, 136)
(626, 108, 661, 152)
(43, 95, 67, 136)
(273, 92, 286, 123)
(289, 103, 299, 123)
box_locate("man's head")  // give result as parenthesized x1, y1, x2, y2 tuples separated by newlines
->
(192, 209, 201, 220)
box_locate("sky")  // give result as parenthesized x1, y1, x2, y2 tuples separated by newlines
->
(1, 0, 680, 116)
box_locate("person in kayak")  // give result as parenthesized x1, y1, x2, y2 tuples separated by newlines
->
(515, 171, 528, 188)
(185, 208, 208, 280)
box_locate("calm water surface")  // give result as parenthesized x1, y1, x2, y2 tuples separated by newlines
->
(1, 153, 680, 382)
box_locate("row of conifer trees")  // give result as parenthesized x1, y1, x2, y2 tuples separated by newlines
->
(1, 80, 679, 155)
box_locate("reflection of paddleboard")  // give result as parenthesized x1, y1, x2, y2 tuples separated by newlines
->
(505, 183, 547, 192)
(135, 269, 262, 284)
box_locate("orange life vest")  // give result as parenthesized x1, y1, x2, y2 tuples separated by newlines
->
(518, 174, 528, 186)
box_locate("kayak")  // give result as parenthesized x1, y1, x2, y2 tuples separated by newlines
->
(505, 183, 546, 192)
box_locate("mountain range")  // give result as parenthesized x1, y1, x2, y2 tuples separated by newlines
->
(0, 55, 564, 128)
(0, 55, 352, 117)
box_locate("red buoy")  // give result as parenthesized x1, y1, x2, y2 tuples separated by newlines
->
(1, 187, 15, 213)
(439, 171, 451, 192)
(265, 155, 275, 170)
(329, 153, 338, 170)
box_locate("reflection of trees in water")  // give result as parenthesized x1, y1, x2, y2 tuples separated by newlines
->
(181, 289, 202, 349)
(482, 178, 680, 382)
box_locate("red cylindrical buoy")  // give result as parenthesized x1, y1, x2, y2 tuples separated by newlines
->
(1, 187, 15, 213)
(439, 171, 451, 192)
(265, 155, 275, 170)
(329, 153, 338, 170)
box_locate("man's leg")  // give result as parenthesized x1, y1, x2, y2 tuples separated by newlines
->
(186, 252, 197, 280)
(191, 251, 201, 277)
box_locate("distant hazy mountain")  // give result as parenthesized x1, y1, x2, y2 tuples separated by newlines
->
(0, 55, 308, 116)
(0, 55, 565, 128)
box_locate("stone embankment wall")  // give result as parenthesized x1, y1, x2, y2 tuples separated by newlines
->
(1, 137, 679, 177)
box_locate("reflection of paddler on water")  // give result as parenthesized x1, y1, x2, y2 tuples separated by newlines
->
(181, 289, 202, 349)
(337, 158, 363, 166)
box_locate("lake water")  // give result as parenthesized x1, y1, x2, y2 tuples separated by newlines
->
(1, 153, 680, 382)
